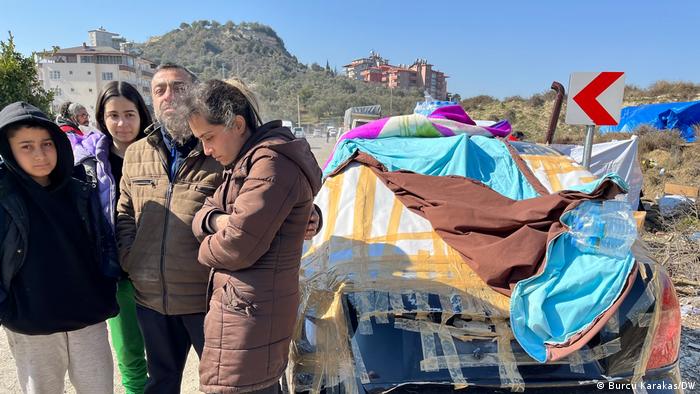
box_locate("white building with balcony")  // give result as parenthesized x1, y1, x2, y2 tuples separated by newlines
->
(36, 28, 156, 122)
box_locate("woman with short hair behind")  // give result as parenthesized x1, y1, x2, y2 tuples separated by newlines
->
(67, 80, 151, 394)
(181, 79, 322, 393)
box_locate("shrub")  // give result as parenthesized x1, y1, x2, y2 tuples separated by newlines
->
(505, 109, 517, 123)
(637, 128, 685, 154)
(504, 95, 525, 103)
(528, 94, 545, 107)
(461, 95, 498, 111)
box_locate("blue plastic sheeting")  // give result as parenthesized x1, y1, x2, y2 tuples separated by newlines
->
(511, 175, 634, 363)
(324, 135, 541, 200)
(600, 101, 700, 142)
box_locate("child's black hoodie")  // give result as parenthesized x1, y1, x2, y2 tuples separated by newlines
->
(0, 102, 118, 335)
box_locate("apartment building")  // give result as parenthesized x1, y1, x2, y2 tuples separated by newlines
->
(343, 51, 388, 80)
(344, 52, 448, 100)
(36, 28, 156, 121)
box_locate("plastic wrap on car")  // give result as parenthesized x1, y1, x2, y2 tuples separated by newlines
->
(286, 164, 679, 393)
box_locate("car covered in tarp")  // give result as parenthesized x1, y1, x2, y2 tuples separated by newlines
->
(285, 106, 683, 393)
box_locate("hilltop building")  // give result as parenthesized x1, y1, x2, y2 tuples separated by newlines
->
(35, 28, 157, 120)
(344, 52, 448, 100)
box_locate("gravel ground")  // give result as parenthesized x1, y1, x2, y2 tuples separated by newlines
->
(679, 297, 700, 392)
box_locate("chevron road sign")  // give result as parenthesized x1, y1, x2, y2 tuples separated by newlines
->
(566, 72, 625, 126)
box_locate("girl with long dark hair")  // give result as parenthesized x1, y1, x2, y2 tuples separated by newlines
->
(68, 81, 151, 394)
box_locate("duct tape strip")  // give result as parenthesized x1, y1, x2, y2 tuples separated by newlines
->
(415, 291, 431, 312)
(351, 167, 375, 304)
(420, 331, 440, 372)
(304, 287, 360, 393)
(437, 327, 468, 385)
(604, 312, 620, 335)
(421, 353, 502, 370)
(311, 311, 333, 393)
(450, 294, 464, 314)
(578, 338, 623, 362)
(439, 294, 457, 315)
(354, 292, 374, 335)
(632, 265, 662, 388)
(382, 198, 405, 256)
(510, 337, 623, 365)
(373, 292, 390, 324)
(417, 337, 623, 370)
(412, 338, 622, 374)
(349, 337, 371, 384)
(394, 318, 498, 342)
(568, 351, 586, 374)
(626, 280, 656, 327)
(389, 293, 405, 314)
(635, 313, 653, 328)
(494, 322, 525, 392)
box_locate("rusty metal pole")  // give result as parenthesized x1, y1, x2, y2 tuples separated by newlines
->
(545, 81, 566, 144)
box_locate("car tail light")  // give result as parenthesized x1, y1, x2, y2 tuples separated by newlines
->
(645, 272, 681, 370)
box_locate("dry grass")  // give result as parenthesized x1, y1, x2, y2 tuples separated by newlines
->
(635, 126, 687, 154)
(639, 136, 699, 198)
(643, 201, 700, 286)
(626, 81, 700, 104)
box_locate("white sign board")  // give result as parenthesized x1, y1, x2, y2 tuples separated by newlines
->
(566, 72, 625, 126)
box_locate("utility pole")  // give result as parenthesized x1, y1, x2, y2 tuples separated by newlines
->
(389, 86, 393, 115)
(297, 94, 301, 127)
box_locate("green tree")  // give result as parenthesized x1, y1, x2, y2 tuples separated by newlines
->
(0, 32, 53, 113)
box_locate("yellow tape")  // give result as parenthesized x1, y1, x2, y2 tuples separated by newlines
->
(522, 154, 596, 192)
(631, 265, 662, 386)
(495, 322, 525, 391)
(437, 327, 468, 385)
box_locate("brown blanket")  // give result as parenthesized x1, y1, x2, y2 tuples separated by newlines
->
(352, 153, 625, 296)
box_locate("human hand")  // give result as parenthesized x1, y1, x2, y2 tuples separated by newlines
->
(304, 209, 320, 240)
(210, 213, 231, 233)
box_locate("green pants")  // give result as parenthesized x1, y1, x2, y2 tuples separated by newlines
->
(108, 279, 148, 394)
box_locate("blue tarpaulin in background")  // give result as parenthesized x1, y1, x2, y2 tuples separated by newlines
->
(599, 101, 699, 142)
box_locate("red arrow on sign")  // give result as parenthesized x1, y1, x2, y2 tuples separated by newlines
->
(572, 72, 624, 125)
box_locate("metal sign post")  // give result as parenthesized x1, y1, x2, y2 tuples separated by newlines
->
(582, 125, 595, 169)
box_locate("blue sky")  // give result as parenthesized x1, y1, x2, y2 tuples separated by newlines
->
(2, 0, 699, 99)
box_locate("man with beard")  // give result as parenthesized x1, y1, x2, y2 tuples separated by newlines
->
(116, 64, 320, 393)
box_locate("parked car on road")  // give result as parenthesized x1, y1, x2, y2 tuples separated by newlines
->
(292, 126, 305, 138)
(286, 133, 683, 394)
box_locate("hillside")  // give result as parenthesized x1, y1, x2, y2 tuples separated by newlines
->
(138, 20, 700, 143)
(137, 20, 423, 123)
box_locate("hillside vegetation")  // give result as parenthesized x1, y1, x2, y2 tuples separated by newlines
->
(137, 20, 423, 124)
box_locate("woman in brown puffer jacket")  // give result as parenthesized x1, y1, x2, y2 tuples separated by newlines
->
(180, 79, 322, 393)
